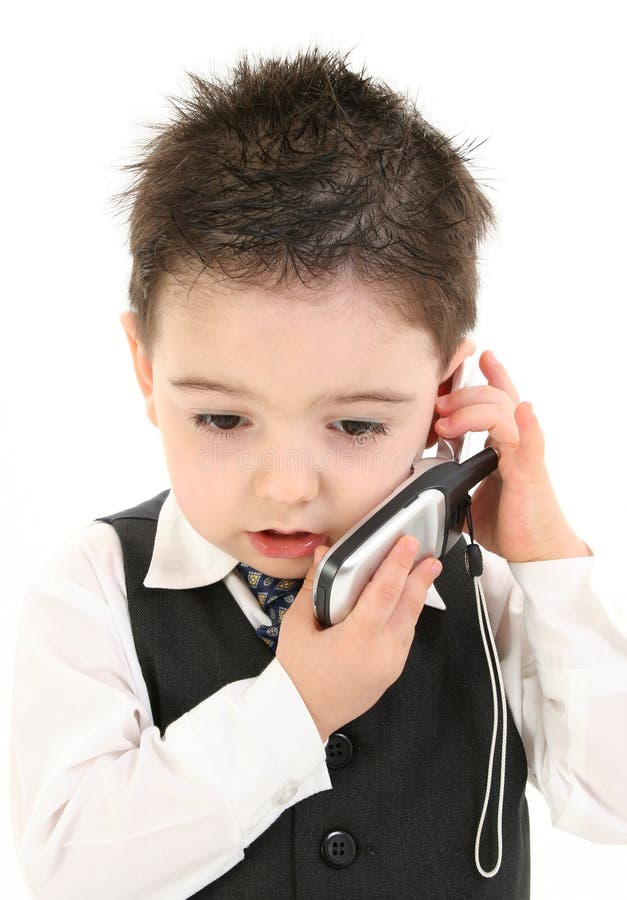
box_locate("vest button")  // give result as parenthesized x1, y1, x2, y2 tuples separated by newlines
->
(325, 732, 354, 769)
(320, 830, 357, 868)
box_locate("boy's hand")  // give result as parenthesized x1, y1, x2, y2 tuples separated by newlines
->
(434, 350, 591, 563)
(277, 537, 441, 742)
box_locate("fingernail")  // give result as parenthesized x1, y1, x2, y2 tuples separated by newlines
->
(431, 560, 443, 578)
(404, 536, 418, 553)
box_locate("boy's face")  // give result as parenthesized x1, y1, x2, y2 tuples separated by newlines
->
(121, 275, 473, 579)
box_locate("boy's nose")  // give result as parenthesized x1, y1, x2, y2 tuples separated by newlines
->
(253, 461, 320, 505)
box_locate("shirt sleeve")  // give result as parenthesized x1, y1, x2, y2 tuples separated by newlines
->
(9, 526, 332, 900)
(478, 540, 627, 844)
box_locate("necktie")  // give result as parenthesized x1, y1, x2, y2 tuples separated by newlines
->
(235, 563, 304, 652)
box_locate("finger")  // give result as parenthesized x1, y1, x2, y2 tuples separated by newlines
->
(436, 384, 514, 415)
(386, 554, 442, 636)
(478, 350, 521, 406)
(435, 402, 520, 445)
(349, 535, 421, 636)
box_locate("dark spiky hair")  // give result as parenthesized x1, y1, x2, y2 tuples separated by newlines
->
(110, 46, 496, 377)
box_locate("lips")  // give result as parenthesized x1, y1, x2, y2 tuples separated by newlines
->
(248, 529, 327, 559)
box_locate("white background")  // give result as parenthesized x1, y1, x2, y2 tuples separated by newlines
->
(2, 1, 626, 897)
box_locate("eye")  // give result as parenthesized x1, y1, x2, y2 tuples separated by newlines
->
(189, 413, 247, 440)
(330, 420, 390, 445)
(189, 414, 390, 445)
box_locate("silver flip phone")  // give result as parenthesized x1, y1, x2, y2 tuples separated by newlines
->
(312, 359, 498, 627)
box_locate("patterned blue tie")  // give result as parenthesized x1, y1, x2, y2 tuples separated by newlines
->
(235, 563, 304, 652)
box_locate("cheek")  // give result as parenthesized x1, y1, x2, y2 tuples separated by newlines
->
(408, 400, 437, 451)
(165, 446, 243, 548)
(383, 409, 434, 470)
(154, 406, 227, 504)
(156, 410, 194, 474)
(337, 431, 426, 512)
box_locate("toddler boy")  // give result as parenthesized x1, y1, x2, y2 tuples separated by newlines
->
(10, 47, 627, 899)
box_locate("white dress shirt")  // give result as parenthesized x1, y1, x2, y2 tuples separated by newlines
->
(9, 489, 627, 900)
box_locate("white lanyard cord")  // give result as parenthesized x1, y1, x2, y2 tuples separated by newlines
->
(472, 568, 508, 878)
(462, 492, 508, 879)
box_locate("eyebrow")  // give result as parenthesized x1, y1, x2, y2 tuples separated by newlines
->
(169, 376, 417, 408)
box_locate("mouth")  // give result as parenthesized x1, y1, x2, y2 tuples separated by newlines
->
(263, 529, 312, 536)
(247, 529, 327, 559)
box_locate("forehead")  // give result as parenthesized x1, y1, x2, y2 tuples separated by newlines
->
(159, 273, 428, 342)
(153, 274, 437, 393)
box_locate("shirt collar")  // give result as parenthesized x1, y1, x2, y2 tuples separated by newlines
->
(143, 489, 239, 590)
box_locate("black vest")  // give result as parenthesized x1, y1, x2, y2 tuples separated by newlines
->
(95, 490, 530, 899)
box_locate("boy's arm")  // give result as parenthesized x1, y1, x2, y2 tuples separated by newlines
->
(9, 525, 331, 900)
(479, 541, 627, 842)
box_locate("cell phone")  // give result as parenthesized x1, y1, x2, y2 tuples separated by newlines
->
(312, 358, 498, 627)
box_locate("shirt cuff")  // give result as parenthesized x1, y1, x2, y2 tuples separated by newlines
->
(171, 656, 332, 848)
(508, 551, 619, 669)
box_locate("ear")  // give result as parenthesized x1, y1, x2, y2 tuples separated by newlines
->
(119, 311, 158, 428)
(424, 338, 476, 450)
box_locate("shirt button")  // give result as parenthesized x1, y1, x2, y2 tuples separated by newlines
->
(325, 732, 354, 769)
(273, 779, 299, 806)
(320, 830, 357, 868)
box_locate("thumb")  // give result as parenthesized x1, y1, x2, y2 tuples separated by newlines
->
(514, 401, 547, 481)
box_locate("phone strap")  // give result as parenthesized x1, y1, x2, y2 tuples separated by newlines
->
(464, 496, 507, 879)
